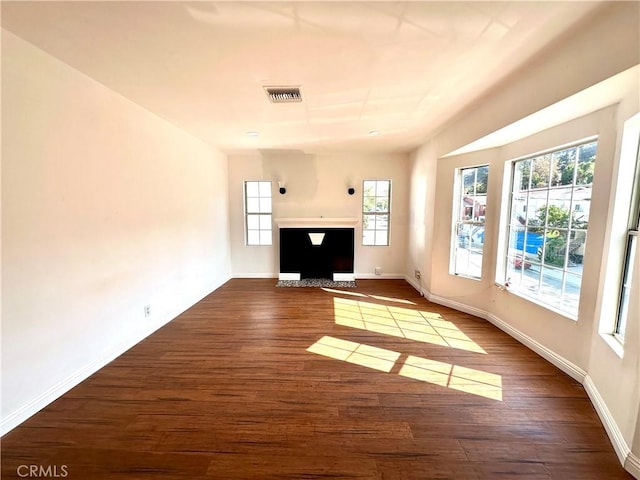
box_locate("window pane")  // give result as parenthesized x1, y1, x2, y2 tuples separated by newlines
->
(476, 166, 489, 194)
(258, 181, 271, 196)
(259, 214, 271, 230)
(376, 180, 390, 197)
(540, 266, 563, 309)
(247, 230, 260, 245)
(376, 197, 389, 212)
(246, 181, 259, 197)
(541, 231, 569, 269)
(259, 197, 272, 213)
(246, 197, 260, 213)
(363, 181, 376, 196)
(514, 159, 531, 192)
(530, 154, 552, 189)
(259, 230, 272, 246)
(462, 169, 476, 195)
(363, 196, 376, 212)
(577, 142, 596, 185)
(553, 148, 577, 186)
(363, 214, 376, 230)
(376, 214, 389, 230)
(563, 273, 582, 313)
(363, 230, 375, 245)
(247, 214, 260, 230)
(510, 194, 528, 227)
(375, 230, 388, 246)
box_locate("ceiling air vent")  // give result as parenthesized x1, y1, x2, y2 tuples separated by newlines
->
(264, 86, 302, 103)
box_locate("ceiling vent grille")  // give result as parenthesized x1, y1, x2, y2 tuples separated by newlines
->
(264, 86, 302, 103)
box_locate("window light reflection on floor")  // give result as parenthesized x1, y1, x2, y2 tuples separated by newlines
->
(398, 355, 503, 401)
(332, 297, 487, 354)
(306, 335, 400, 372)
(306, 336, 502, 401)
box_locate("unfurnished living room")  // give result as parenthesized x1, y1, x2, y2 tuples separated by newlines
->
(2, 1, 640, 479)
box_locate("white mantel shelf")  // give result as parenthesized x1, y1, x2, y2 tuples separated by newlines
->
(275, 217, 359, 229)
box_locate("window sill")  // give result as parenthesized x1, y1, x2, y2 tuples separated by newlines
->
(499, 286, 578, 321)
(452, 273, 482, 281)
(600, 332, 624, 359)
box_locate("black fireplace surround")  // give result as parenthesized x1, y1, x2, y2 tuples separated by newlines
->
(279, 228, 354, 280)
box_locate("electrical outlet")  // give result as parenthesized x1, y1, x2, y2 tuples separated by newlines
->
(415, 269, 421, 280)
(375, 266, 382, 276)
(144, 305, 151, 318)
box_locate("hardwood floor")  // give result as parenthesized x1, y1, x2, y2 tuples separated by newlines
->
(1, 279, 632, 479)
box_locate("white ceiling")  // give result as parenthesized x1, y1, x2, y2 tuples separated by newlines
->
(1, 1, 606, 154)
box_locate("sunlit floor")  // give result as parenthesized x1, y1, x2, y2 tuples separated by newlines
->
(1, 279, 632, 480)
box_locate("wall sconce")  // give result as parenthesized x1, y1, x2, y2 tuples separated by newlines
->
(347, 187, 356, 195)
(278, 181, 287, 195)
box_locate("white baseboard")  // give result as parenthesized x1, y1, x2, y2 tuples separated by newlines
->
(333, 273, 355, 281)
(232, 273, 278, 279)
(408, 285, 640, 477)
(0, 277, 229, 436)
(583, 375, 631, 467)
(425, 292, 587, 383)
(625, 452, 640, 479)
(403, 275, 423, 295)
(356, 273, 406, 279)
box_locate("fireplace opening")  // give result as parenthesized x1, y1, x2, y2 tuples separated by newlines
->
(280, 228, 354, 281)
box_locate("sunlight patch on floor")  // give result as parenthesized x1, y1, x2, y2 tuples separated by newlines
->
(333, 297, 486, 354)
(306, 336, 400, 372)
(307, 337, 502, 401)
(399, 355, 503, 401)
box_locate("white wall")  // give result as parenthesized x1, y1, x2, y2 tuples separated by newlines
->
(228, 151, 409, 278)
(1, 31, 231, 433)
(407, 2, 640, 475)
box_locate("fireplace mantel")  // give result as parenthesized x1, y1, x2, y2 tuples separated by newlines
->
(275, 217, 359, 229)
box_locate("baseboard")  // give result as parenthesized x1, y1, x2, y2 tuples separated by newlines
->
(583, 375, 631, 465)
(403, 275, 423, 295)
(231, 273, 278, 279)
(413, 288, 640, 475)
(355, 273, 406, 279)
(425, 292, 587, 383)
(1, 277, 228, 436)
(625, 452, 640, 479)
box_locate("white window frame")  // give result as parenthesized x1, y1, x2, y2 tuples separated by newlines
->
(451, 165, 489, 280)
(362, 180, 391, 246)
(501, 139, 597, 318)
(244, 181, 272, 246)
(614, 136, 640, 341)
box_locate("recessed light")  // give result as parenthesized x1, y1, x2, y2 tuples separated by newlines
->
(369, 130, 381, 136)
(246, 131, 260, 137)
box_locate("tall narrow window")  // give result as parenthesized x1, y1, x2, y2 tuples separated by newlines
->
(363, 180, 391, 246)
(452, 165, 488, 279)
(616, 139, 640, 340)
(244, 181, 272, 246)
(504, 140, 597, 317)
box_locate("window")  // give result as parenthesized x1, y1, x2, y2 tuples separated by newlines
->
(363, 180, 391, 246)
(615, 139, 640, 339)
(452, 165, 488, 279)
(504, 140, 597, 317)
(244, 181, 272, 246)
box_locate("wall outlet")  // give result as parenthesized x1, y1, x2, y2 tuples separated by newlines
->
(144, 305, 151, 318)
(415, 269, 421, 280)
(375, 266, 382, 276)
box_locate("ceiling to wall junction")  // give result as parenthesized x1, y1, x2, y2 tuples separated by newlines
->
(1, 1, 608, 154)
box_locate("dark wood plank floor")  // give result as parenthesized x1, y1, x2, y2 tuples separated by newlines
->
(1, 279, 632, 479)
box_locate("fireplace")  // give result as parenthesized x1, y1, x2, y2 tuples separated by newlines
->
(276, 218, 358, 281)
